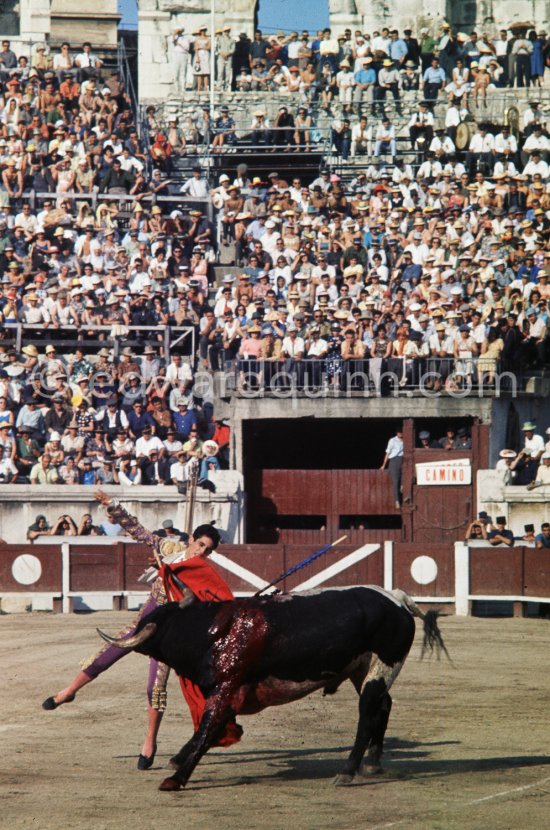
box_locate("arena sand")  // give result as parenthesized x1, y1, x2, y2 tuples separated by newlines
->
(1, 612, 549, 830)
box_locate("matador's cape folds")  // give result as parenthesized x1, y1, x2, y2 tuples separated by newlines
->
(160, 556, 241, 747)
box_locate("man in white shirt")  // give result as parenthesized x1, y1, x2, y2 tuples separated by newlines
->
(128, 263, 152, 294)
(170, 450, 193, 485)
(351, 115, 371, 157)
(444, 101, 469, 144)
(74, 41, 102, 82)
(163, 429, 184, 459)
(511, 423, 545, 485)
(261, 221, 281, 256)
(523, 126, 550, 154)
(281, 325, 305, 369)
(466, 126, 495, 175)
(164, 354, 193, 388)
(14, 204, 38, 239)
(522, 152, 549, 180)
(135, 426, 165, 460)
(312, 256, 337, 282)
(180, 166, 209, 198)
(494, 126, 518, 156)
(172, 27, 192, 93)
(522, 101, 543, 132)
(371, 28, 390, 55)
(374, 119, 396, 159)
(521, 310, 547, 368)
(417, 156, 443, 179)
(429, 131, 455, 156)
(314, 274, 338, 303)
(380, 427, 403, 508)
(405, 233, 429, 265)
(493, 154, 518, 177)
(117, 148, 143, 174)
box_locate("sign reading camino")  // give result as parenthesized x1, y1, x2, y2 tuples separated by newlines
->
(415, 459, 471, 486)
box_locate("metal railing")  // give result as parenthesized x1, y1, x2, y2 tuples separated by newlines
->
(1, 324, 196, 362)
(8, 190, 213, 222)
(230, 356, 522, 397)
(117, 37, 138, 115)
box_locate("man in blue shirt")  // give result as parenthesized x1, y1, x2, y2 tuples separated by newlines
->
(127, 401, 155, 438)
(172, 399, 198, 441)
(354, 59, 376, 112)
(487, 516, 514, 547)
(389, 30, 408, 65)
(423, 58, 446, 102)
(536, 523, 550, 549)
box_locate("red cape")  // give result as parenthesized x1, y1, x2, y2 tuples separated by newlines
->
(160, 556, 240, 747)
(161, 555, 234, 604)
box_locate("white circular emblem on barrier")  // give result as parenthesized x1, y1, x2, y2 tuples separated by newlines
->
(12, 554, 42, 586)
(410, 556, 438, 585)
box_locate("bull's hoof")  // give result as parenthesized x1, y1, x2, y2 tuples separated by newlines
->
(159, 776, 183, 791)
(334, 772, 370, 787)
(361, 763, 384, 776)
(334, 773, 354, 787)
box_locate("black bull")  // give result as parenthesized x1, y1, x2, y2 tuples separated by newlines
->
(99, 586, 448, 791)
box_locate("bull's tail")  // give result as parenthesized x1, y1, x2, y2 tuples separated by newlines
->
(392, 589, 452, 662)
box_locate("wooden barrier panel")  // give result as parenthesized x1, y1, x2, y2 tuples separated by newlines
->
(124, 544, 154, 591)
(284, 544, 383, 591)
(3, 540, 550, 614)
(69, 544, 124, 592)
(0, 545, 61, 592)
(523, 548, 550, 596)
(214, 545, 286, 594)
(469, 547, 525, 596)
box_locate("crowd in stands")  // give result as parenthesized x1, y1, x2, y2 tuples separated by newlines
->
(25, 511, 187, 541)
(0, 337, 231, 484)
(0, 38, 231, 486)
(170, 23, 550, 97)
(203, 144, 550, 393)
(465, 419, 550, 547)
(0, 31, 549, 486)
(465, 514, 550, 547)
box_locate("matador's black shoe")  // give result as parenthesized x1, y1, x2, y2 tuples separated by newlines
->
(137, 745, 157, 770)
(42, 694, 75, 710)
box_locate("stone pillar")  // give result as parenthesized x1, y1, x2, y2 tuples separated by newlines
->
(488, 0, 550, 33)
(328, 0, 361, 34)
(5, 0, 51, 57)
(354, 0, 447, 34)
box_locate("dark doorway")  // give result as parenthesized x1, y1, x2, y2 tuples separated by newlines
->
(243, 417, 402, 470)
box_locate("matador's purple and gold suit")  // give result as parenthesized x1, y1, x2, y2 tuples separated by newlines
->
(80, 501, 189, 710)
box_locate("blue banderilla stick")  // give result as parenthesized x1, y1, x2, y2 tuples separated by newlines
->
(254, 535, 348, 596)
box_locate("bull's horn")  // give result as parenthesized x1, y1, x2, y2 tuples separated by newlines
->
(178, 585, 195, 609)
(96, 622, 157, 649)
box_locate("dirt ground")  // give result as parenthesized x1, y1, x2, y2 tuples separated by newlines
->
(1, 611, 550, 830)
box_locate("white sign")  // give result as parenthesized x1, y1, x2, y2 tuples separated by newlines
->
(12, 554, 42, 585)
(416, 458, 471, 486)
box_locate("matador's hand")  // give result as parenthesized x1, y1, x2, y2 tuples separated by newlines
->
(94, 489, 112, 507)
